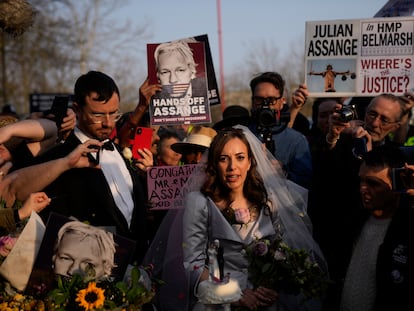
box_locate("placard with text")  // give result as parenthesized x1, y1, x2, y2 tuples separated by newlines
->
(147, 164, 203, 210)
(147, 39, 211, 126)
(305, 16, 414, 97)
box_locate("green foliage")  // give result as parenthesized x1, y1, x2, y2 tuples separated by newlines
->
(0, 264, 162, 310)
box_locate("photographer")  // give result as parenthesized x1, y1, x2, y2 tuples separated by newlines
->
(248, 72, 312, 189)
(326, 93, 408, 150)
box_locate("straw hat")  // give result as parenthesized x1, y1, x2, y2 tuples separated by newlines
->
(0, 115, 18, 128)
(213, 105, 252, 131)
(171, 125, 217, 154)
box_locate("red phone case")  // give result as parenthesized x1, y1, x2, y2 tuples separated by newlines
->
(131, 127, 152, 159)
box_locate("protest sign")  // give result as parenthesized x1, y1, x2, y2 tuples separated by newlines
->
(193, 34, 221, 107)
(147, 38, 211, 126)
(26, 213, 136, 293)
(147, 164, 202, 210)
(305, 16, 414, 97)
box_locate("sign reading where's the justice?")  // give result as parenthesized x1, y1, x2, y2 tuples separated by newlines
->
(305, 16, 413, 97)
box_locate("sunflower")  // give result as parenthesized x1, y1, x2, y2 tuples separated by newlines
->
(75, 282, 105, 310)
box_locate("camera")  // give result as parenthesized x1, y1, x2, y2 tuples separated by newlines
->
(391, 167, 414, 192)
(337, 104, 357, 122)
(253, 98, 290, 128)
(252, 98, 290, 155)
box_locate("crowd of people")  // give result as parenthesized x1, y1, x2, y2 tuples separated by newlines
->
(0, 67, 413, 311)
(1, 2, 412, 309)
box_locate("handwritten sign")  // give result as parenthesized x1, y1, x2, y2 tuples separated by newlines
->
(147, 164, 203, 210)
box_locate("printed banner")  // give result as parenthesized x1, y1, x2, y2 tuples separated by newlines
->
(26, 213, 136, 293)
(305, 16, 414, 97)
(147, 38, 211, 126)
(193, 34, 221, 107)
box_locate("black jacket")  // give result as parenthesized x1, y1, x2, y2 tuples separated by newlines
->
(375, 198, 414, 311)
(36, 132, 148, 263)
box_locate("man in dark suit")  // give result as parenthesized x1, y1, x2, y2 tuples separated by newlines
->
(9, 71, 148, 263)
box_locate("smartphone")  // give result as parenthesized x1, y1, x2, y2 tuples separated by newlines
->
(131, 127, 152, 159)
(49, 96, 69, 128)
(391, 167, 413, 192)
(353, 137, 367, 159)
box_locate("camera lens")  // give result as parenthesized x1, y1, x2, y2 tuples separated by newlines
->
(258, 109, 276, 127)
(338, 107, 355, 122)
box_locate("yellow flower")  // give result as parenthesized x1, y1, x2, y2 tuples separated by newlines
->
(75, 282, 105, 310)
(12, 294, 24, 302)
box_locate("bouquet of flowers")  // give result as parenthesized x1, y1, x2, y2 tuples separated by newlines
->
(245, 236, 328, 300)
(0, 263, 162, 310)
(45, 264, 161, 310)
(0, 211, 164, 310)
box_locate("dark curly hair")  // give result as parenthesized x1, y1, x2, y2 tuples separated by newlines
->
(201, 127, 270, 213)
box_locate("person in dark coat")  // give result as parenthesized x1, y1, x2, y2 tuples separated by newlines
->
(7, 71, 149, 263)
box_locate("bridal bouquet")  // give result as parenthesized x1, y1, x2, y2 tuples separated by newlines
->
(245, 237, 328, 300)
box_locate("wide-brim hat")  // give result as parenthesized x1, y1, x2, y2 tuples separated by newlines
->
(0, 115, 18, 128)
(171, 126, 217, 155)
(213, 105, 252, 131)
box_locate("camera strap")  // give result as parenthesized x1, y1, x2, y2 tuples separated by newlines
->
(271, 123, 288, 135)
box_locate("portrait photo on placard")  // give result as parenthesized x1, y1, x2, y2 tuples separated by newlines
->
(25, 212, 136, 293)
(147, 38, 211, 126)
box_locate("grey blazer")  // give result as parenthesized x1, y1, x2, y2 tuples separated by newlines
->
(182, 191, 276, 291)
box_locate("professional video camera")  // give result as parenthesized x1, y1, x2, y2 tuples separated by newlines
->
(251, 98, 290, 154)
(252, 98, 290, 128)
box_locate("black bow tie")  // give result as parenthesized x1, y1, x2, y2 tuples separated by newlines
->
(102, 140, 114, 151)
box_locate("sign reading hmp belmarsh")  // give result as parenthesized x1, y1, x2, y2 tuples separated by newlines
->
(305, 16, 413, 97)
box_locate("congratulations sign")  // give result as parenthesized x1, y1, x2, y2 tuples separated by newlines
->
(147, 164, 203, 210)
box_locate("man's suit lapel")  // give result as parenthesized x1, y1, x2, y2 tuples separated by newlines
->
(66, 135, 132, 235)
(112, 143, 146, 234)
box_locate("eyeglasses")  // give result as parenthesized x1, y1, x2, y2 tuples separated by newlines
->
(365, 110, 399, 126)
(252, 95, 283, 106)
(86, 111, 122, 124)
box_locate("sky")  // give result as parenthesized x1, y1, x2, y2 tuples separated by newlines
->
(118, 0, 390, 75)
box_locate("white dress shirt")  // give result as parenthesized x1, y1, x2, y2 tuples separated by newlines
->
(74, 128, 134, 226)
